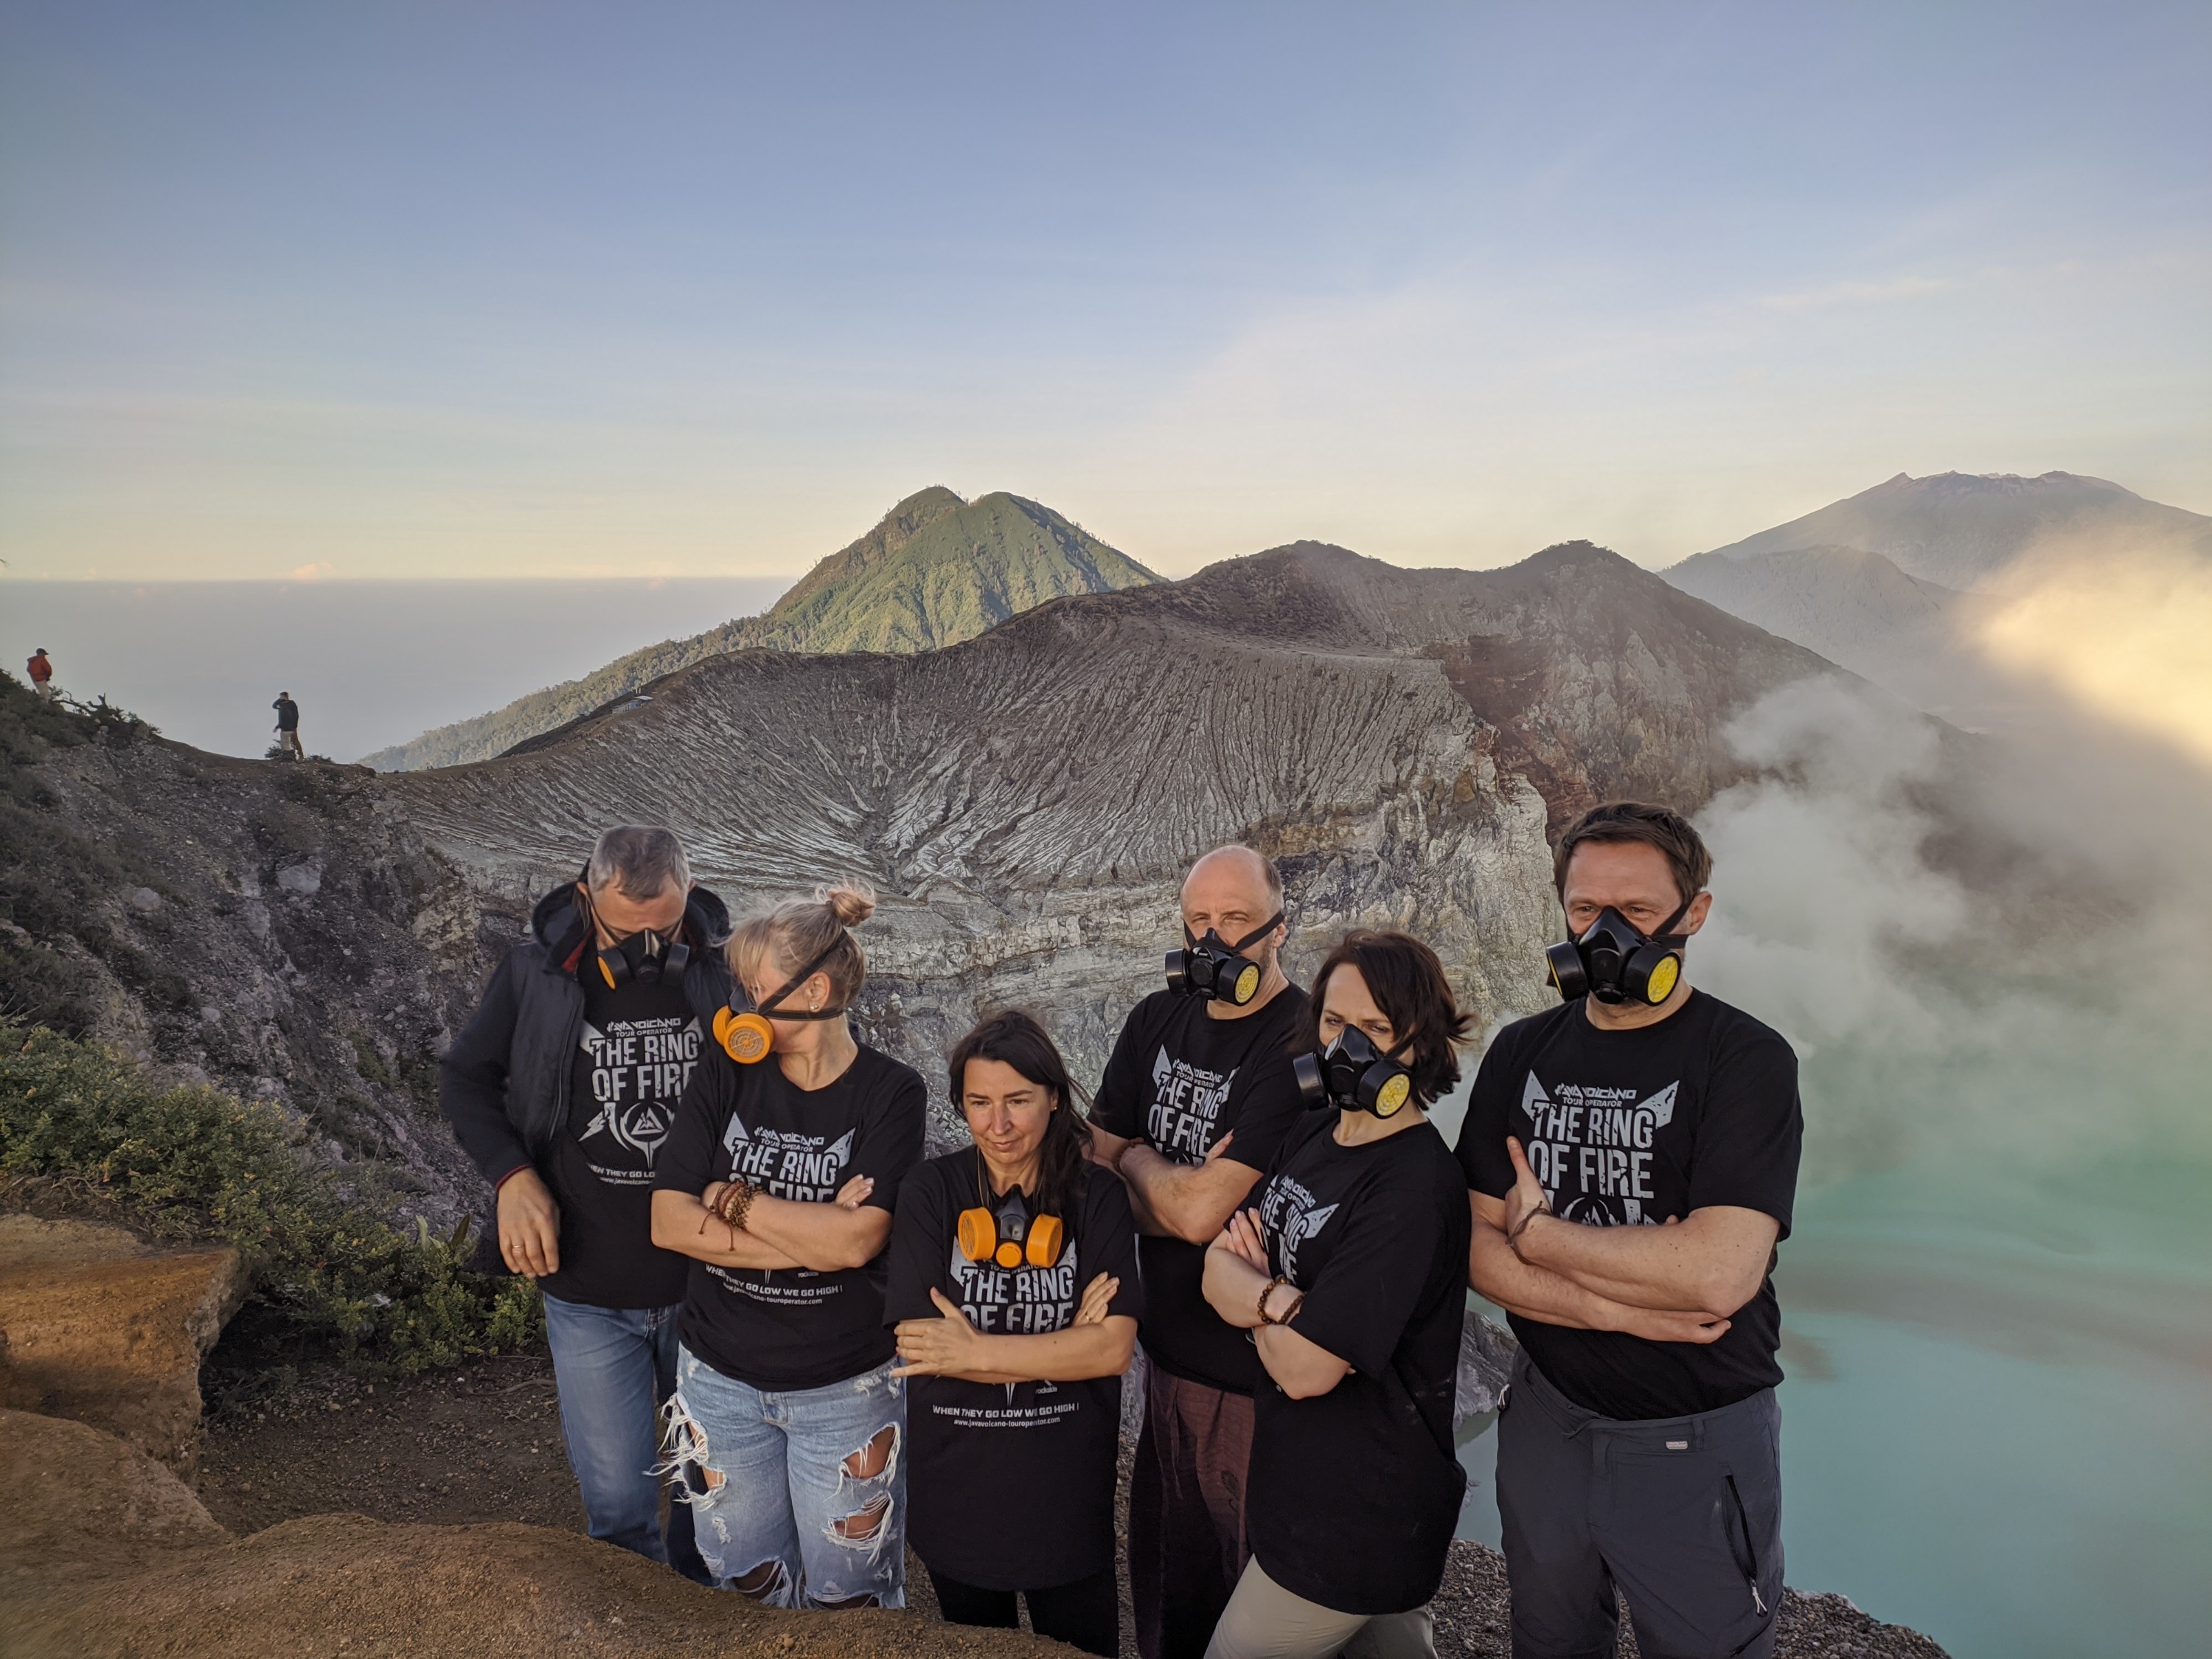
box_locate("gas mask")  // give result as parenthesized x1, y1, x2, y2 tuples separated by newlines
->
(596, 927, 691, 990)
(956, 1172, 1065, 1270)
(1544, 900, 1691, 1006)
(1165, 911, 1284, 1006)
(1293, 1025, 1416, 1119)
(713, 936, 849, 1063)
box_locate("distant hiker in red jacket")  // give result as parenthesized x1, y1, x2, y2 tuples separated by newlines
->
(272, 691, 305, 760)
(27, 648, 55, 702)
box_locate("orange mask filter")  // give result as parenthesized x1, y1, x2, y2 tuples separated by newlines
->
(957, 1202, 1064, 1270)
(714, 936, 849, 1064)
(714, 1006, 775, 1064)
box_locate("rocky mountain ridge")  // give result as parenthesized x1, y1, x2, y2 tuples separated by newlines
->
(361, 489, 1158, 772)
(6, 536, 1840, 1221)
(1660, 543, 2008, 725)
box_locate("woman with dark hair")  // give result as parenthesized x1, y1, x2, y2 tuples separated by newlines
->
(885, 1009, 1144, 1658)
(651, 883, 927, 1610)
(1200, 930, 1475, 1659)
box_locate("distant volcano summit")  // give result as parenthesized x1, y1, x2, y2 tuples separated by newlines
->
(1663, 469, 2210, 731)
(362, 490, 1158, 771)
(1693, 470, 2211, 594)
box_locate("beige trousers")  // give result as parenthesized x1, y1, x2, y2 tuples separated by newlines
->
(1203, 1559, 1436, 1659)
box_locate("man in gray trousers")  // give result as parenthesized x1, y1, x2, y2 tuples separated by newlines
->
(1457, 803, 1802, 1659)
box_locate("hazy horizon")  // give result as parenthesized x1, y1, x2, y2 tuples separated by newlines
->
(1, 576, 793, 762)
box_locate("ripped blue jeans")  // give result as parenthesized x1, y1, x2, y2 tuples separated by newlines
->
(661, 1345, 906, 1609)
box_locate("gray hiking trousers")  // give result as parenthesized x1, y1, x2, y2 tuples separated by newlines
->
(1496, 1349, 1782, 1659)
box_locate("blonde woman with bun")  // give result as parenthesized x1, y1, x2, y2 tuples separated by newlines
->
(653, 883, 928, 1609)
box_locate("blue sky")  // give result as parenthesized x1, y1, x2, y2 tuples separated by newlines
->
(2, 0, 2206, 580)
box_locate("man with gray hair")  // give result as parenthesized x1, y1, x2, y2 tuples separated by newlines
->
(442, 826, 735, 1582)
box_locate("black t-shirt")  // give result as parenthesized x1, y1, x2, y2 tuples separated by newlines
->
(655, 1042, 926, 1390)
(1455, 990, 1802, 1422)
(885, 1152, 1144, 1591)
(1245, 1111, 1471, 1617)
(1090, 984, 1311, 1394)
(537, 967, 699, 1309)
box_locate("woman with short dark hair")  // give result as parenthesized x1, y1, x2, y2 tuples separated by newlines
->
(886, 1009, 1143, 1658)
(1201, 930, 1475, 1659)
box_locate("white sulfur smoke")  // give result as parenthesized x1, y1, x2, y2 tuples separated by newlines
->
(1692, 674, 2212, 1186)
(1975, 530, 2212, 768)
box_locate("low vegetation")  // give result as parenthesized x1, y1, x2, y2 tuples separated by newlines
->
(0, 1020, 539, 1372)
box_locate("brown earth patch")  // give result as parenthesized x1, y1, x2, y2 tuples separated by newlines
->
(2, 1406, 1071, 1659)
(0, 1212, 248, 1478)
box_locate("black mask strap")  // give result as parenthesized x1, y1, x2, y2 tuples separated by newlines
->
(1234, 911, 1286, 953)
(1650, 893, 1696, 945)
(1571, 894, 1695, 946)
(754, 936, 847, 1018)
(578, 867, 692, 951)
(1187, 911, 1286, 953)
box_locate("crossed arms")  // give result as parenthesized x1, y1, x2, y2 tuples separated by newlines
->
(1088, 1124, 1262, 1245)
(891, 1276, 1137, 1387)
(1468, 1135, 1777, 1344)
(651, 1175, 891, 1273)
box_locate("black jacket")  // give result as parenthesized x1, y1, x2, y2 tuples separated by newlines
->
(439, 880, 737, 1186)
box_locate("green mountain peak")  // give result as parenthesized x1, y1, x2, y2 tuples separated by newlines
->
(361, 490, 1157, 771)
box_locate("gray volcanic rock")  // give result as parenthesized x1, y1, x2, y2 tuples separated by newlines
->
(2, 700, 505, 1223)
(388, 539, 1832, 1133)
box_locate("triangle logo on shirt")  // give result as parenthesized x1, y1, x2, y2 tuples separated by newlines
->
(1521, 1071, 1550, 1118)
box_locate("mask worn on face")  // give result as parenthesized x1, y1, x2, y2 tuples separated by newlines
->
(1293, 1025, 1416, 1119)
(713, 936, 848, 1063)
(596, 927, 691, 990)
(1165, 911, 1284, 1006)
(1544, 899, 1692, 1006)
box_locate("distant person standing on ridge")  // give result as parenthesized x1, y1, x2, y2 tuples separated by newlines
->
(1087, 846, 1312, 1659)
(271, 690, 304, 759)
(1459, 802, 1802, 1659)
(27, 647, 55, 702)
(439, 826, 729, 1585)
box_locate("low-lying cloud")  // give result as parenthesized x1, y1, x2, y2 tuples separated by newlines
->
(1693, 671, 2212, 1186)
(1975, 531, 2212, 767)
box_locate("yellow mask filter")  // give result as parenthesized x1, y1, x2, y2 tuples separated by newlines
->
(1372, 1071, 1413, 1118)
(1642, 954, 1681, 1004)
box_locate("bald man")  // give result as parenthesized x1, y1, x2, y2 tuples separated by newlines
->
(1090, 846, 1312, 1659)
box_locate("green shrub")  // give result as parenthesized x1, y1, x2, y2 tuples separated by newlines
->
(0, 1021, 540, 1371)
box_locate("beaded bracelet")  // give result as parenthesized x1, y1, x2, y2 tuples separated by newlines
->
(714, 1181, 758, 1233)
(1256, 1274, 1293, 1326)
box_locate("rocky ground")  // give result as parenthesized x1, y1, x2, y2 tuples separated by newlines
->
(190, 1354, 1945, 1659)
(1, 1186, 1947, 1659)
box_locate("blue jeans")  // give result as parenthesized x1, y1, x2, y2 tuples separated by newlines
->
(663, 1345, 907, 1608)
(540, 1292, 708, 1583)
